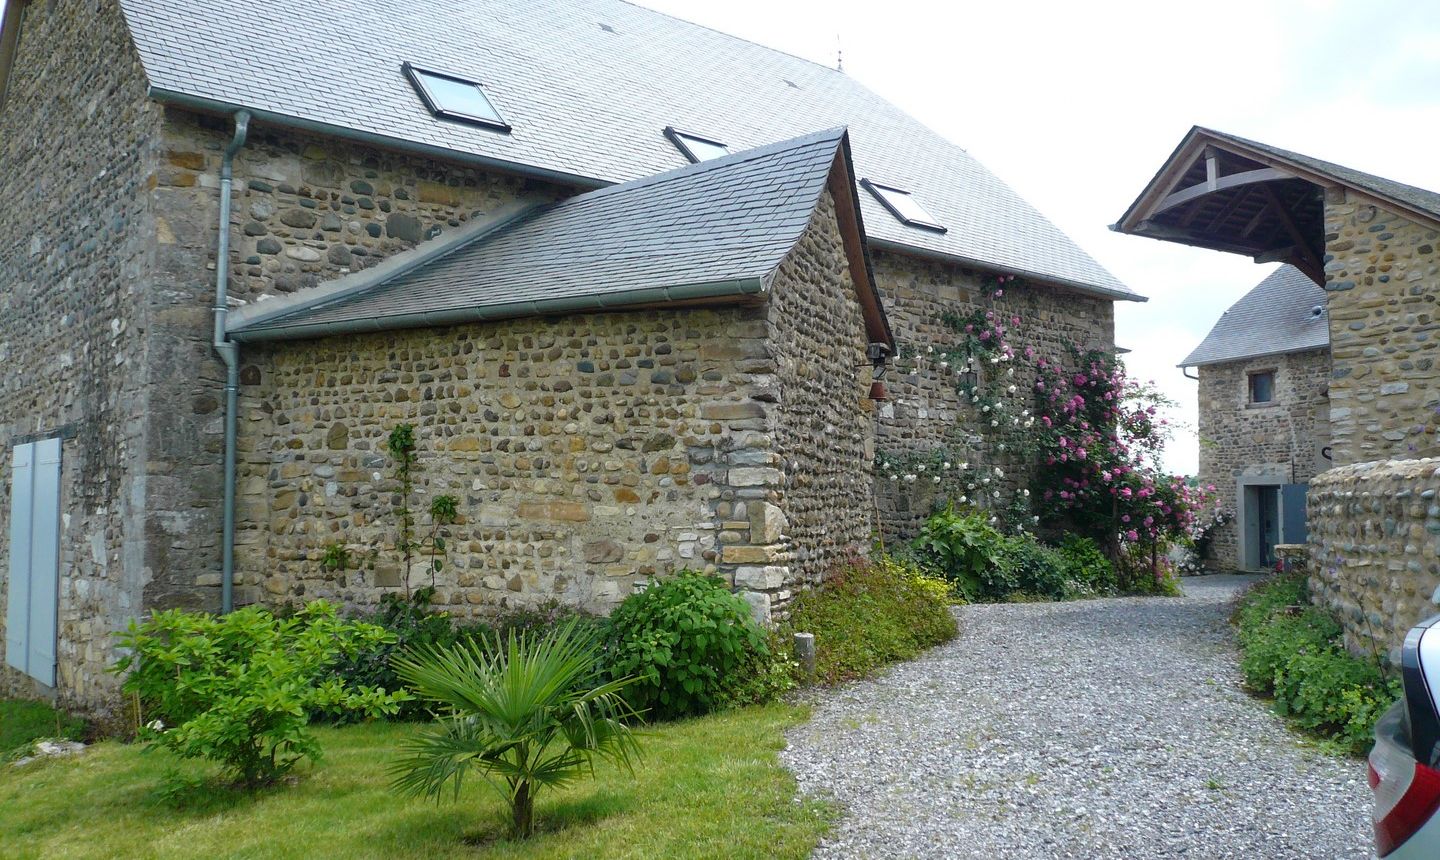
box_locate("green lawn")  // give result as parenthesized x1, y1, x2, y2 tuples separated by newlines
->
(0, 704, 829, 860)
(1, 698, 87, 756)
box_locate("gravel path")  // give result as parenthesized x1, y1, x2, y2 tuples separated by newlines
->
(781, 575, 1373, 859)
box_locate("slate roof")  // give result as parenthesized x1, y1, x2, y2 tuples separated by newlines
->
(1204, 129, 1440, 223)
(116, 0, 1138, 302)
(231, 128, 864, 340)
(1180, 265, 1329, 367)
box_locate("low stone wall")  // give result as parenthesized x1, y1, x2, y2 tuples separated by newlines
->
(1308, 459, 1440, 660)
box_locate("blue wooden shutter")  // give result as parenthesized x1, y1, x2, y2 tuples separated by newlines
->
(1281, 482, 1309, 545)
(27, 438, 61, 686)
(5, 442, 34, 676)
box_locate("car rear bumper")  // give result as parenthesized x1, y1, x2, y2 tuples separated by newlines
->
(1386, 813, 1440, 860)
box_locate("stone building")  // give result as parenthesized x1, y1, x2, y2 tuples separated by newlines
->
(1116, 126, 1440, 656)
(0, 0, 1133, 711)
(1182, 265, 1332, 571)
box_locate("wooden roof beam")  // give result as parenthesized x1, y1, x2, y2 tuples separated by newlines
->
(1153, 167, 1296, 217)
(1258, 183, 1324, 284)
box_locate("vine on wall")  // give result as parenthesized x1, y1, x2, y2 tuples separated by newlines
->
(878, 273, 1213, 560)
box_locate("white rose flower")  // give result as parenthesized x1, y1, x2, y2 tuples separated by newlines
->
(147, 719, 165, 733)
(995, 467, 1004, 477)
(933, 476, 941, 484)
(992, 490, 1000, 498)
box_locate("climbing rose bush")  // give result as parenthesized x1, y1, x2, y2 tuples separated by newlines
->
(1021, 348, 1211, 550)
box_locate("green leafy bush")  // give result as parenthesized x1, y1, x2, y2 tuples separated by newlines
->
(1232, 573, 1400, 754)
(912, 507, 1006, 601)
(114, 602, 410, 786)
(604, 571, 770, 720)
(783, 556, 957, 685)
(995, 536, 1070, 600)
(319, 588, 460, 722)
(1056, 535, 1117, 595)
(391, 620, 640, 839)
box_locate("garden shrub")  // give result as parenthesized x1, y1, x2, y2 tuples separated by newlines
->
(784, 556, 957, 685)
(1232, 572, 1400, 754)
(391, 620, 640, 839)
(994, 535, 1070, 600)
(912, 506, 1006, 601)
(1056, 535, 1117, 595)
(604, 570, 769, 720)
(323, 592, 606, 722)
(114, 601, 409, 786)
(320, 588, 460, 722)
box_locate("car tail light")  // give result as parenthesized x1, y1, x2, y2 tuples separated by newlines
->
(1372, 721, 1440, 855)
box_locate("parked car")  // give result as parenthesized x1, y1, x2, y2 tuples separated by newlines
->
(1369, 614, 1440, 857)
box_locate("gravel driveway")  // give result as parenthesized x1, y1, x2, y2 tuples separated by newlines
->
(781, 575, 1373, 859)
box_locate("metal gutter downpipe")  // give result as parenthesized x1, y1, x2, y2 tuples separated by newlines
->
(214, 110, 251, 613)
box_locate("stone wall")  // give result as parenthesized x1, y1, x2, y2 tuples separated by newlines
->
(0, 0, 161, 708)
(748, 191, 874, 613)
(1196, 348, 1331, 568)
(139, 109, 574, 612)
(1308, 459, 1440, 660)
(870, 251, 1116, 538)
(236, 194, 875, 621)
(1323, 191, 1440, 466)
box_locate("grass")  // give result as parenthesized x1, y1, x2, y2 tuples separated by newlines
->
(0, 703, 829, 860)
(1, 698, 87, 756)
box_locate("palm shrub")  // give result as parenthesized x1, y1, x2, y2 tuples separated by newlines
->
(603, 571, 770, 720)
(114, 602, 408, 787)
(389, 620, 640, 839)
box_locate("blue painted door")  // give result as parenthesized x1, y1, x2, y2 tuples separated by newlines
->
(5, 443, 34, 676)
(5, 439, 61, 686)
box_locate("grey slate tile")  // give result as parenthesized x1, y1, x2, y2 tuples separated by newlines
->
(1181, 265, 1329, 367)
(117, 0, 1135, 299)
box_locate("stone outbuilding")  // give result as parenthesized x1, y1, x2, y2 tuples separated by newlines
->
(1182, 265, 1332, 571)
(1116, 126, 1440, 655)
(225, 128, 891, 622)
(0, 0, 1135, 712)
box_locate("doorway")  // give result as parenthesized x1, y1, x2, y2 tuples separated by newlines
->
(1243, 484, 1280, 570)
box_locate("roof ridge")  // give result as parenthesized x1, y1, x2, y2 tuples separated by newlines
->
(570, 126, 847, 205)
(612, 0, 843, 76)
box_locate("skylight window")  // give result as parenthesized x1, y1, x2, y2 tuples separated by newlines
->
(861, 179, 946, 233)
(664, 127, 729, 163)
(403, 62, 509, 131)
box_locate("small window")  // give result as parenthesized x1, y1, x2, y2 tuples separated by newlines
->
(664, 127, 729, 163)
(1249, 370, 1275, 404)
(403, 62, 509, 131)
(861, 179, 946, 232)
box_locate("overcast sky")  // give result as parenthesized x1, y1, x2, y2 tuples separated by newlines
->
(634, 0, 1440, 475)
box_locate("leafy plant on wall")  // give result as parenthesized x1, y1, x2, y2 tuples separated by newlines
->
(318, 424, 460, 596)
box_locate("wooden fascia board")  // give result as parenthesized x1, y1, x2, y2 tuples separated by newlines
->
(827, 139, 895, 351)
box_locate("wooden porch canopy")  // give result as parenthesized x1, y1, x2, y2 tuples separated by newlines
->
(1111, 127, 1440, 287)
